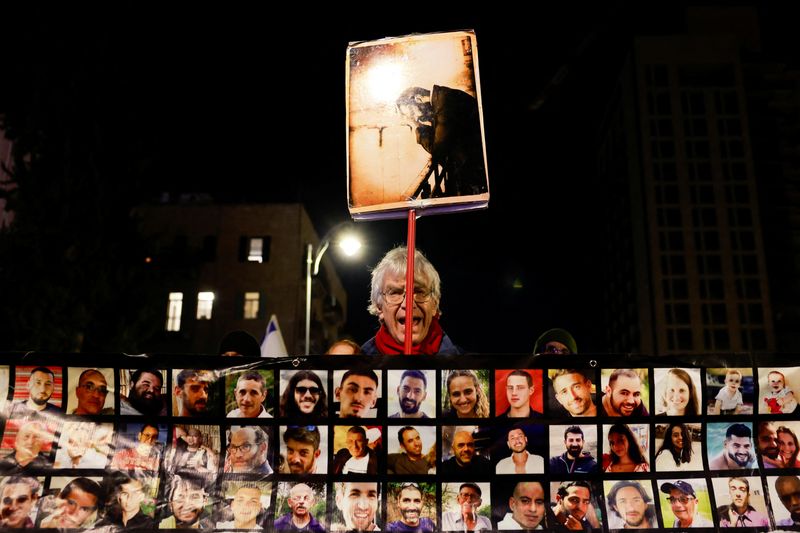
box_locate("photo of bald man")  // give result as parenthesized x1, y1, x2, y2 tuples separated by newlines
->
(67, 368, 114, 416)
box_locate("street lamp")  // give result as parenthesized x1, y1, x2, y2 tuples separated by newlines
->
(305, 224, 362, 355)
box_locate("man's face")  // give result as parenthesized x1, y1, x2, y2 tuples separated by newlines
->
(1, 483, 36, 528)
(138, 426, 159, 446)
(507, 429, 528, 454)
(554, 373, 593, 416)
(776, 477, 800, 521)
(286, 439, 320, 474)
(606, 375, 643, 416)
(758, 424, 779, 459)
(186, 429, 202, 448)
(337, 482, 378, 531)
(560, 486, 590, 520)
(130, 372, 163, 412)
(506, 375, 532, 410)
(509, 483, 545, 529)
(564, 432, 584, 458)
(15, 425, 43, 457)
(231, 487, 262, 524)
(668, 490, 696, 523)
(398, 487, 423, 526)
(770, 373, 785, 392)
(235, 379, 266, 418)
(288, 485, 314, 518)
(725, 435, 753, 466)
(336, 375, 377, 418)
(59, 488, 98, 528)
(400, 429, 423, 459)
(228, 428, 265, 471)
(346, 431, 368, 459)
(27, 371, 53, 405)
(397, 377, 426, 415)
(170, 484, 205, 525)
(177, 377, 210, 416)
(614, 486, 647, 528)
(118, 481, 144, 516)
(452, 432, 475, 465)
(75, 371, 108, 415)
(377, 272, 437, 346)
(293, 379, 321, 414)
(728, 480, 749, 512)
(457, 486, 481, 514)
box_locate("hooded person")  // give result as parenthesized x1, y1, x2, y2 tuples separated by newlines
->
(219, 331, 261, 357)
(533, 328, 578, 355)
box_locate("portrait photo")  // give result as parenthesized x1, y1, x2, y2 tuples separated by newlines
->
(653, 368, 702, 416)
(171, 369, 219, 418)
(274, 481, 327, 532)
(548, 424, 599, 474)
(331, 481, 381, 532)
(65, 367, 114, 416)
(491, 423, 545, 475)
(386, 425, 436, 475)
(601, 423, 650, 473)
(653, 423, 704, 471)
(333, 370, 381, 419)
(494, 369, 543, 418)
(657, 478, 714, 529)
(385, 482, 436, 532)
(599, 368, 650, 417)
(387, 369, 435, 419)
(119, 368, 168, 417)
(549, 480, 603, 531)
(493, 481, 549, 531)
(279, 369, 329, 419)
(0, 474, 44, 529)
(706, 422, 757, 470)
(37, 476, 103, 529)
(441, 482, 492, 532)
(441, 370, 490, 419)
(758, 367, 800, 415)
(216, 480, 271, 531)
(157, 474, 215, 529)
(225, 369, 273, 419)
(547, 368, 598, 417)
(279, 425, 328, 475)
(440, 426, 492, 477)
(0, 418, 56, 472)
(604, 480, 658, 529)
(223, 425, 273, 474)
(109, 422, 166, 473)
(0, 366, 9, 416)
(332, 425, 381, 475)
(766, 475, 800, 528)
(53, 421, 113, 469)
(706, 367, 753, 415)
(97, 472, 160, 529)
(9, 366, 62, 419)
(164, 424, 220, 475)
(711, 476, 770, 528)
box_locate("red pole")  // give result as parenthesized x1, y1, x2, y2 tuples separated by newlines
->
(404, 209, 416, 354)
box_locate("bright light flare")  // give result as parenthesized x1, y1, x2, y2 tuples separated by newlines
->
(338, 235, 362, 257)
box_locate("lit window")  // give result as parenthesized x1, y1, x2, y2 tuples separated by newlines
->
(197, 292, 215, 320)
(248, 238, 264, 263)
(244, 292, 260, 319)
(166, 292, 183, 331)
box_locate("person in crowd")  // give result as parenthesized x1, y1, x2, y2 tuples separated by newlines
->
(443, 370, 489, 419)
(0, 476, 40, 528)
(219, 330, 261, 357)
(332, 426, 377, 475)
(496, 481, 547, 530)
(387, 427, 431, 475)
(763, 370, 797, 414)
(120, 369, 167, 416)
(283, 426, 322, 475)
(499, 370, 540, 418)
(9, 367, 60, 418)
(656, 369, 699, 416)
(164, 426, 218, 473)
(602, 424, 649, 472)
(552, 481, 593, 532)
(777, 425, 800, 468)
(390, 370, 429, 418)
(361, 246, 463, 355)
(495, 426, 544, 474)
(440, 483, 491, 532)
(551, 369, 597, 417)
(660, 480, 713, 528)
(440, 430, 491, 476)
(280, 370, 328, 418)
(325, 339, 363, 355)
(336, 370, 378, 418)
(224, 426, 272, 474)
(549, 426, 598, 474)
(606, 480, 656, 529)
(533, 328, 577, 355)
(756, 421, 782, 468)
(274, 483, 325, 532)
(716, 477, 769, 527)
(227, 371, 271, 418)
(709, 423, 756, 469)
(601, 369, 648, 417)
(0, 421, 52, 472)
(654, 423, 701, 471)
(173, 369, 215, 417)
(775, 475, 800, 527)
(110, 424, 160, 472)
(216, 485, 266, 530)
(333, 482, 380, 532)
(386, 482, 435, 532)
(713, 369, 744, 415)
(40, 477, 103, 529)
(158, 476, 212, 529)
(95, 474, 154, 529)
(71, 369, 113, 415)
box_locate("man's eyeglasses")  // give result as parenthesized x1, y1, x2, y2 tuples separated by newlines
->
(79, 382, 109, 395)
(2, 495, 31, 506)
(667, 496, 693, 505)
(228, 442, 253, 454)
(381, 288, 432, 305)
(295, 386, 321, 396)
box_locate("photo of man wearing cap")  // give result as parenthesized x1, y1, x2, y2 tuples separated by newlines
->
(659, 480, 714, 528)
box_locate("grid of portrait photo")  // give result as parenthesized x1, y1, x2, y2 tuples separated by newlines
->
(0, 357, 797, 531)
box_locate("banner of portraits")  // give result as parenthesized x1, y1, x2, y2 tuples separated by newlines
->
(0, 353, 797, 531)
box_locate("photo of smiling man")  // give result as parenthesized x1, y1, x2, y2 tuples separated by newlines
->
(225, 370, 273, 418)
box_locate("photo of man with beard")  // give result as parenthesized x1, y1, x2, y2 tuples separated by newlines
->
(173, 369, 217, 418)
(708, 423, 757, 470)
(9, 367, 62, 419)
(119, 369, 167, 416)
(389, 370, 433, 419)
(386, 482, 435, 532)
(605, 480, 657, 529)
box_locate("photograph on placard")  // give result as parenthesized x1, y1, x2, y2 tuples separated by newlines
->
(706, 367, 753, 415)
(163, 424, 220, 475)
(494, 480, 549, 531)
(386, 425, 436, 475)
(601, 423, 650, 473)
(711, 475, 770, 527)
(604, 479, 658, 529)
(441, 482, 491, 532)
(495, 369, 543, 419)
(279, 369, 329, 419)
(37, 476, 103, 529)
(707, 422, 757, 470)
(215, 480, 271, 531)
(157, 473, 215, 529)
(53, 421, 113, 469)
(0, 366, 10, 416)
(441, 370, 490, 419)
(548, 424, 599, 474)
(65, 367, 114, 416)
(278, 425, 328, 475)
(95, 472, 159, 529)
(599, 368, 650, 417)
(119, 368, 168, 416)
(653, 368, 702, 416)
(8, 366, 62, 419)
(332, 425, 380, 475)
(387, 369, 435, 419)
(385, 481, 436, 532)
(0, 475, 44, 528)
(273, 481, 327, 532)
(109, 422, 166, 473)
(653, 423, 704, 472)
(0, 418, 56, 473)
(333, 370, 381, 419)
(547, 368, 598, 417)
(549, 480, 603, 531)
(492, 423, 545, 475)
(656, 478, 714, 528)
(757, 420, 800, 469)
(758, 367, 800, 415)
(172, 368, 219, 418)
(767, 474, 800, 528)
(223, 424, 273, 474)
(225, 369, 274, 419)
(330, 481, 381, 532)
(440, 425, 492, 477)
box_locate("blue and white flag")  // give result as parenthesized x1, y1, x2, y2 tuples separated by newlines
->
(261, 314, 288, 357)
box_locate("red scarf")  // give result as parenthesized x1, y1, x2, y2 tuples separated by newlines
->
(374, 316, 444, 355)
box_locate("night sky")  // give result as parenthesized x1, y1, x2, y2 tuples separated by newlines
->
(3, 3, 798, 353)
